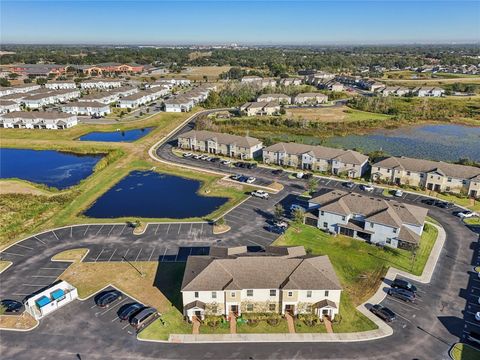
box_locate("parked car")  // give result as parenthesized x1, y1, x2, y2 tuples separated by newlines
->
(273, 220, 289, 229)
(118, 302, 145, 321)
(272, 169, 283, 175)
(246, 163, 257, 169)
(221, 160, 231, 165)
(435, 201, 453, 209)
(394, 189, 404, 197)
(476, 312, 480, 322)
(246, 176, 256, 184)
(343, 182, 355, 189)
(95, 290, 123, 308)
(456, 211, 478, 219)
(130, 307, 158, 330)
(360, 184, 374, 192)
(267, 225, 286, 234)
(230, 174, 241, 181)
(234, 162, 246, 168)
(182, 152, 193, 158)
(204, 156, 212, 161)
(387, 288, 416, 302)
(392, 278, 417, 293)
(303, 173, 313, 180)
(369, 304, 396, 322)
(421, 198, 436, 206)
(290, 204, 305, 212)
(0, 299, 23, 313)
(193, 154, 202, 159)
(210, 157, 220, 162)
(296, 172, 304, 179)
(251, 190, 269, 199)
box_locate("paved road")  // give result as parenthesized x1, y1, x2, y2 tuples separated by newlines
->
(1, 110, 479, 359)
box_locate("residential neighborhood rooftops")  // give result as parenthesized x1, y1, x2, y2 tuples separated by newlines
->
(1, 111, 74, 120)
(264, 142, 368, 165)
(181, 246, 342, 292)
(372, 156, 480, 180)
(63, 101, 108, 108)
(179, 129, 262, 148)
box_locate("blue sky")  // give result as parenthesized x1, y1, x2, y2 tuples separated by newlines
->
(1, 1, 479, 44)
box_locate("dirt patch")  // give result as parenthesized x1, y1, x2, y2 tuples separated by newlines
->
(213, 224, 231, 234)
(286, 107, 347, 122)
(0, 313, 37, 330)
(217, 179, 245, 191)
(0, 180, 53, 196)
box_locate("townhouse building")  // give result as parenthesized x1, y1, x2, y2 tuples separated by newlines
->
(240, 76, 277, 88)
(118, 88, 168, 109)
(262, 142, 369, 178)
(164, 95, 195, 112)
(45, 81, 77, 90)
(0, 111, 78, 129)
(412, 87, 445, 97)
(0, 84, 41, 97)
(178, 130, 263, 159)
(316, 79, 344, 92)
(61, 101, 111, 117)
(371, 156, 480, 198)
(279, 77, 303, 86)
(22, 89, 81, 109)
(79, 79, 122, 90)
(181, 246, 342, 321)
(257, 93, 291, 104)
(0, 100, 21, 114)
(239, 101, 280, 116)
(378, 86, 410, 97)
(307, 190, 428, 249)
(293, 93, 328, 104)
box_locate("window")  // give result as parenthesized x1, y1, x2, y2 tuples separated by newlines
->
(211, 291, 217, 299)
(324, 290, 329, 297)
(406, 171, 411, 176)
(387, 169, 391, 173)
(269, 303, 276, 311)
(323, 222, 328, 228)
(386, 238, 392, 244)
(270, 289, 276, 297)
(231, 292, 236, 298)
(288, 291, 293, 297)
(307, 290, 312, 298)
(211, 305, 217, 313)
(420, 174, 424, 178)
(342, 216, 346, 221)
(370, 222, 374, 228)
(194, 292, 199, 298)
(320, 211, 324, 216)
(377, 167, 380, 171)
(447, 177, 452, 182)
(247, 289, 253, 297)
(393, 228, 397, 234)
(246, 304, 253, 312)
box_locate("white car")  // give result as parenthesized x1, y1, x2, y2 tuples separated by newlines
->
(290, 204, 305, 212)
(476, 312, 480, 322)
(246, 177, 256, 184)
(183, 152, 193, 158)
(221, 160, 231, 165)
(251, 190, 269, 199)
(193, 154, 202, 159)
(394, 190, 404, 197)
(296, 172, 304, 179)
(361, 184, 374, 192)
(457, 211, 478, 219)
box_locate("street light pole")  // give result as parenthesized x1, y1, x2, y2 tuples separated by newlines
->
(122, 256, 144, 277)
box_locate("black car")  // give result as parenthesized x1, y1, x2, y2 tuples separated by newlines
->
(272, 169, 283, 175)
(370, 304, 396, 322)
(95, 290, 123, 308)
(0, 299, 23, 313)
(435, 201, 453, 209)
(303, 173, 313, 180)
(210, 157, 220, 162)
(234, 162, 246, 168)
(246, 163, 257, 169)
(343, 182, 355, 189)
(388, 288, 416, 302)
(267, 225, 286, 234)
(421, 198, 436, 206)
(392, 278, 417, 293)
(118, 302, 144, 321)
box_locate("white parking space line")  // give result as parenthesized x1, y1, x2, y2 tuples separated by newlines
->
(148, 247, 156, 261)
(95, 225, 104, 236)
(107, 226, 115, 237)
(99, 298, 128, 316)
(14, 243, 33, 250)
(70, 226, 73, 238)
(155, 224, 160, 235)
(108, 249, 117, 262)
(33, 236, 46, 245)
(12, 293, 31, 297)
(394, 312, 412, 324)
(32, 275, 58, 278)
(122, 323, 131, 330)
(40, 267, 66, 270)
(22, 284, 50, 287)
(95, 248, 105, 262)
(166, 224, 171, 234)
(386, 297, 421, 311)
(2, 252, 24, 257)
(52, 231, 60, 241)
(465, 320, 480, 328)
(161, 248, 167, 262)
(83, 225, 90, 236)
(201, 223, 204, 234)
(123, 249, 130, 260)
(178, 224, 182, 234)
(135, 248, 142, 261)
(119, 224, 126, 235)
(189, 223, 193, 235)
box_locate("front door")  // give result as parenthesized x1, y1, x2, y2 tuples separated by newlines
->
(434, 184, 441, 192)
(285, 305, 294, 314)
(230, 305, 238, 314)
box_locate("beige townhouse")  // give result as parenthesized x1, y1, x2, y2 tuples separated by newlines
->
(293, 92, 328, 104)
(257, 93, 291, 104)
(371, 156, 480, 198)
(181, 246, 342, 321)
(239, 101, 280, 116)
(177, 130, 263, 160)
(263, 142, 369, 178)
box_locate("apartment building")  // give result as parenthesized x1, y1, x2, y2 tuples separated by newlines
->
(307, 190, 428, 249)
(45, 81, 77, 90)
(79, 79, 122, 90)
(378, 86, 410, 97)
(0, 84, 41, 97)
(117, 88, 168, 109)
(178, 130, 263, 159)
(262, 142, 369, 178)
(293, 93, 328, 104)
(371, 156, 480, 198)
(279, 77, 303, 86)
(164, 95, 195, 112)
(181, 246, 342, 321)
(61, 101, 111, 117)
(257, 93, 291, 104)
(0, 111, 78, 129)
(239, 101, 280, 116)
(22, 89, 81, 109)
(412, 87, 445, 97)
(0, 100, 21, 114)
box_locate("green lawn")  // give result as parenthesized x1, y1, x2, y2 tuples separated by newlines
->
(464, 217, 480, 225)
(236, 319, 289, 334)
(200, 322, 231, 334)
(138, 308, 192, 341)
(331, 295, 377, 333)
(274, 223, 438, 304)
(450, 343, 480, 360)
(295, 319, 328, 333)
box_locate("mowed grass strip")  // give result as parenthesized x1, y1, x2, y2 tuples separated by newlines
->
(51, 248, 89, 262)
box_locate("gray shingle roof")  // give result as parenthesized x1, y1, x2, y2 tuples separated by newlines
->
(179, 130, 262, 148)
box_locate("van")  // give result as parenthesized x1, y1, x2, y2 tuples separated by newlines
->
(130, 307, 158, 330)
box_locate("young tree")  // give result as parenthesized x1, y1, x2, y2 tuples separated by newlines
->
(0, 78, 11, 87)
(292, 208, 305, 225)
(273, 204, 284, 221)
(307, 178, 319, 194)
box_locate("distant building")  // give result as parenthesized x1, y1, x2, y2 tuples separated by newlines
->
(378, 86, 410, 97)
(239, 101, 280, 116)
(412, 87, 445, 97)
(0, 100, 21, 114)
(118, 88, 168, 109)
(293, 93, 328, 104)
(79, 79, 122, 90)
(164, 95, 195, 112)
(22, 89, 81, 109)
(279, 77, 303, 86)
(61, 101, 111, 117)
(257, 93, 291, 104)
(45, 81, 77, 90)
(0, 111, 78, 129)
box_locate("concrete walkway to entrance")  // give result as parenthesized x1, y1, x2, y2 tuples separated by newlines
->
(192, 316, 200, 335)
(285, 313, 295, 334)
(229, 313, 237, 334)
(324, 318, 333, 333)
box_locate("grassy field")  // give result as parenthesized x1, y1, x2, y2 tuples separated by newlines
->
(51, 248, 89, 262)
(274, 223, 438, 304)
(381, 70, 480, 81)
(285, 106, 391, 123)
(464, 217, 480, 225)
(0, 313, 37, 330)
(154, 66, 231, 81)
(450, 343, 480, 360)
(0, 261, 12, 273)
(236, 319, 290, 334)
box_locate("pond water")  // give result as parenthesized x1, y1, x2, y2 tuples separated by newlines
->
(78, 127, 154, 142)
(324, 124, 480, 161)
(0, 148, 103, 189)
(84, 170, 228, 219)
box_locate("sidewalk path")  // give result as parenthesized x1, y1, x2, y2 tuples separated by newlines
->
(324, 318, 333, 333)
(285, 313, 295, 334)
(192, 317, 200, 335)
(229, 313, 236, 334)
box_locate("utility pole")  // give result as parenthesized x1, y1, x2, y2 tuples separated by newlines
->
(122, 256, 144, 277)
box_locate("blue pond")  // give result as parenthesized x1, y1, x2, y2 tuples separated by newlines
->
(0, 148, 103, 189)
(78, 127, 154, 142)
(324, 124, 480, 162)
(84, 170, 228, 219)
